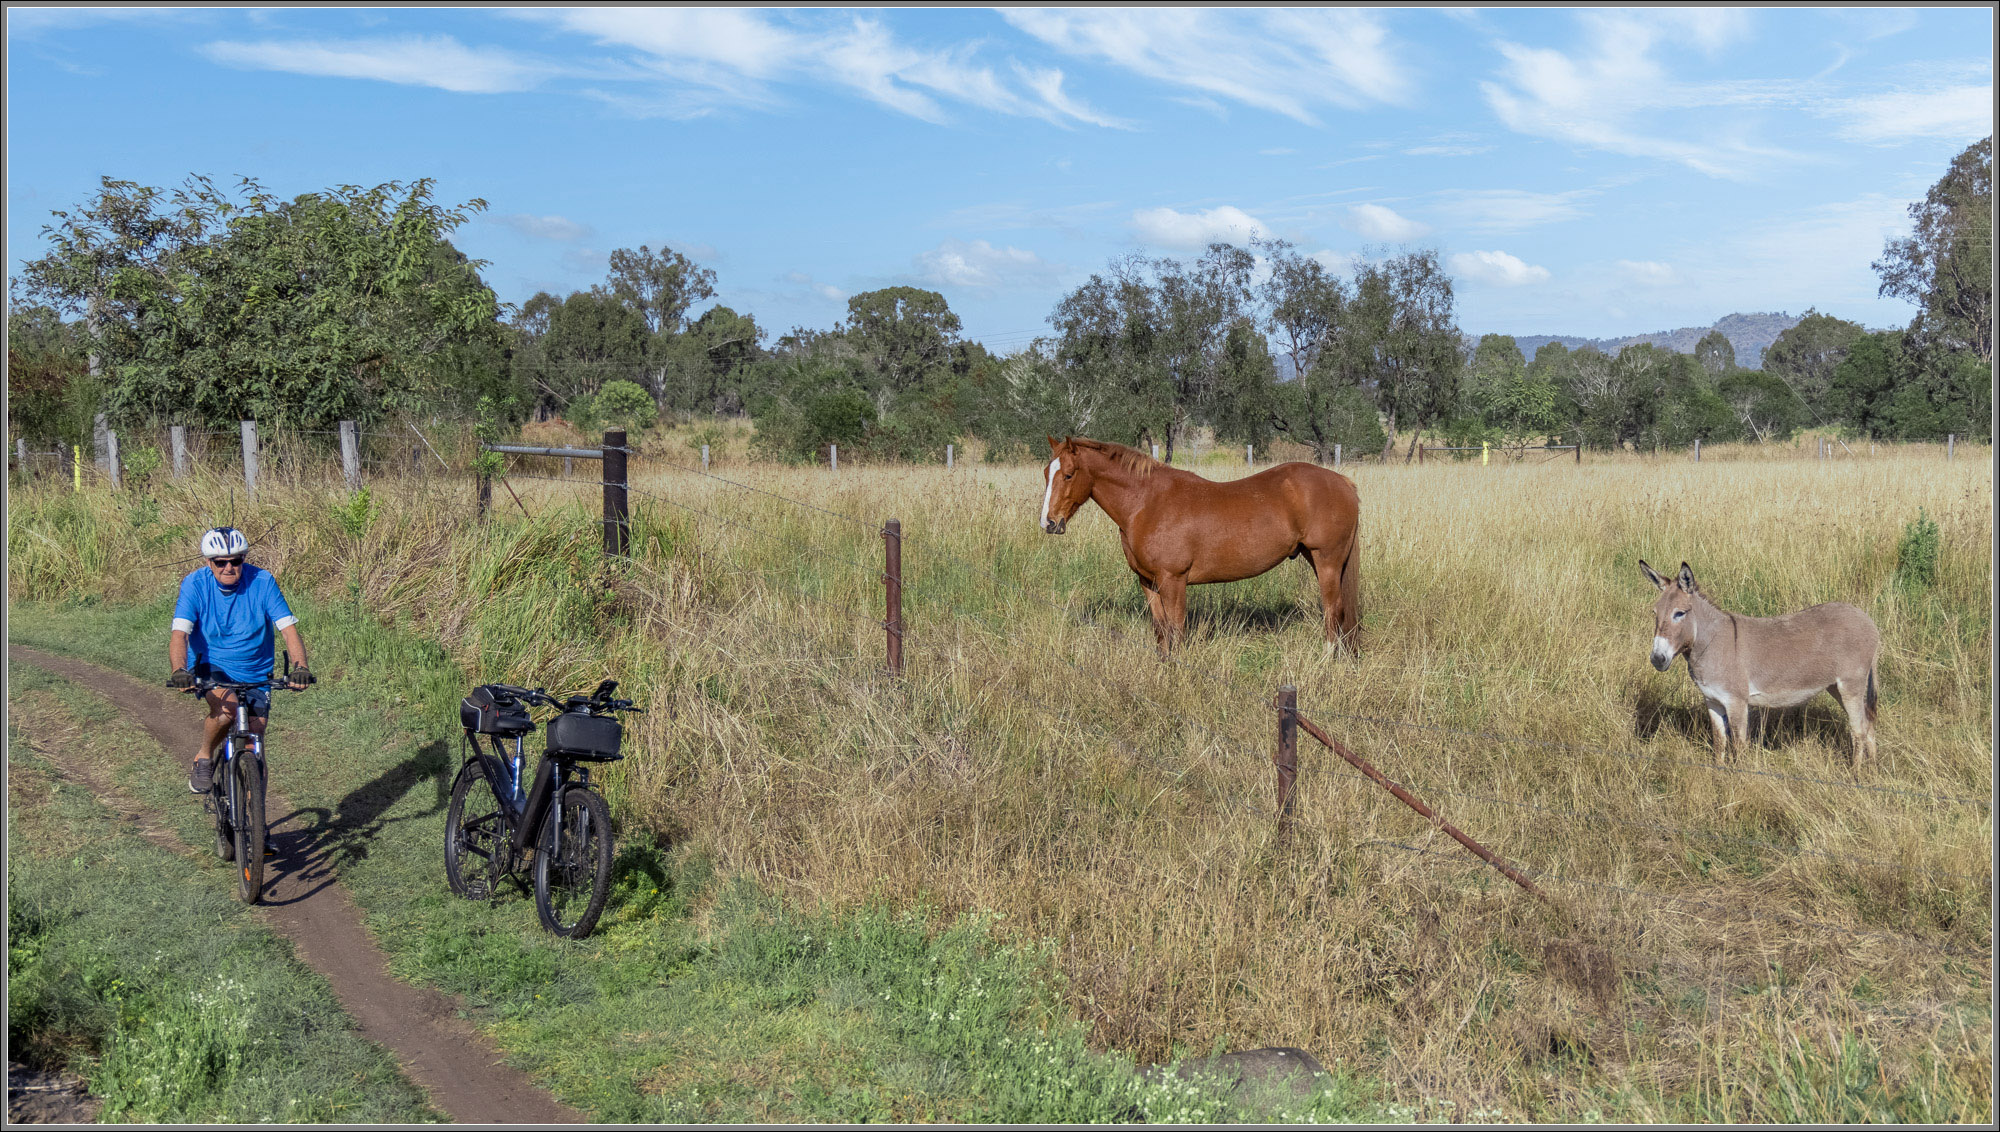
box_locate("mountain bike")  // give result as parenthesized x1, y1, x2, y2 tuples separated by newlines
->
(444, 679, 641, 938)
(190, 674, 301, 905)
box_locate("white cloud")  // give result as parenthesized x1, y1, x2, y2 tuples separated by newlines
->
(1427, 189, 1592, 233)
(1479, 10, 1792, 178)
(1616, 260, 1677, 286)
(493, 214, 592, 242)
(1344, 203, 1429, 241)
(517, 9, 1117, 127)
(913, 240, 1059, 289)
(1830, 82, 1994, 143)
(202, 35, 550, 94)
(1005, 8, 1412, 124)
(1404, 143, 1493, 157)
(1450, 250, 1551, 286)
(780, 270, 846, 302)
(1131, 205, 1270, 249)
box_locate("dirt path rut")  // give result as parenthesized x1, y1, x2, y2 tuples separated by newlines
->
(8, 645, 583, 1125)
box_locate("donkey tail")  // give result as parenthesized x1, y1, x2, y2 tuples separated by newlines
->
(1865, 664, 1878, 724)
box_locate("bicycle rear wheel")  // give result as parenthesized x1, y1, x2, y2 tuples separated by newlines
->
(533, 786, 613, 938)
(445, 760, 508, 901)
(232, 754, 266, 904)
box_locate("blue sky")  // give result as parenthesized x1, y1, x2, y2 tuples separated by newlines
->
(7, 7, 1992, 351)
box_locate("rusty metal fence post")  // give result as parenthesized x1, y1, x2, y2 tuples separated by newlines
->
(602, 429, 629, 556)
(884, 518, 904, 676)
(1274, 685, 1298, 835)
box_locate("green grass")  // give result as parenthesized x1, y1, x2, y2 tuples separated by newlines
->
(6, 665, 442, 1124)
(6, 604, 1391, 1123)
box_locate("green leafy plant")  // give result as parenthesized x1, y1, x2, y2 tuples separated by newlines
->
(121, 444, 164, 487)
(335, 487, 378, 539)
(1895, 508, 1941, 590)
(597, 380, 658, 434)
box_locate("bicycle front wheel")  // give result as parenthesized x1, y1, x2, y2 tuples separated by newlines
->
(445, 760, 508, 901)
(533, 786, 613, 938)
(233, 755, 266, 904)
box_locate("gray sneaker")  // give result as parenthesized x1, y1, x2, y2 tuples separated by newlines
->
(189, 758, 214, 794)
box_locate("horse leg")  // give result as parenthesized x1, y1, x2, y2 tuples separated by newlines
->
(1156, 573, 1189, 654)
(1139, 576, 1167, 654)
(1307, 549, 1347, 655)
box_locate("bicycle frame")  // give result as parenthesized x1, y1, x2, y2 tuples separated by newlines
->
(210, 690, 265, 822)
(458, 732, 591, 870)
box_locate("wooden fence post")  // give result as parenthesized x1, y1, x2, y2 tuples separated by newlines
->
(476, 463, 492, 521)
(93, 412, 111, 476)
(1947, 434, 1954, 461)
(241, 421, 259, 498)
(1574, 442, 1581, 465)
(884, 518, 903, 676)
(1334, 443, 1341, 467)
(603, 428, 628, 557)
(106, 430, 121, 488)
(338, 421, 360, 490)
(701, 444, 709, 470)
(1274, 684, 1298, 836)
(1247, 444, 1253, 466)
(1694, 438, 1700, 462)
(830, 443, 838, 472)
(946, 443, 954, 469)
(15, 438, 26, 481)
(171, 425, 189, 478)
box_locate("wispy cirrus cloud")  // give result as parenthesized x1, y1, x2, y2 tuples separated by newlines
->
(1826, 79, 1993, 142)
(1131, 205, 1270, 249)
(1450, 250, 1550, 286)
(202, 35, 553, 94)
(517, 9, 1119, 127)
(492, 213, 593, 242)
(1428, 189, 1593, 234)
(1479, 10, 1797, 178)
(1005, 8, 1413, 124)
(1616, 260, 1678, 286)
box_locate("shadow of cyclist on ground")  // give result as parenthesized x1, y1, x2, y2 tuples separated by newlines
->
(261, 739, 452, 905)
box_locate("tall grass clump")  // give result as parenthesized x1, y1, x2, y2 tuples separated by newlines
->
(6, 438, 1990, 1121)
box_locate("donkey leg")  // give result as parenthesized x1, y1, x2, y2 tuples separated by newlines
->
(1725, 699, 1750, 765)
(1705, 700, 1730, 764)
(1833, 678, 1873, 771)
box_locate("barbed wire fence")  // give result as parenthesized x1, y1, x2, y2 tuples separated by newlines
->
(471, 432, 1990, 985)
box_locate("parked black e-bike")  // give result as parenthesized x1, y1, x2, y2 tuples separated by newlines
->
(444, 679, 640, 938)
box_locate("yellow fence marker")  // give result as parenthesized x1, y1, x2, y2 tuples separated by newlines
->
(72, 444, 82, 491)
(1481, 440, 1489, 466)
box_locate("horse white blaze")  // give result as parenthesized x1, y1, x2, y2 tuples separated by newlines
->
(1040, 457, 1060, 529)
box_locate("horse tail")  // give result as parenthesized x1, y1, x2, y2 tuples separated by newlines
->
(1339, 517, 1361, 647)
(1865, 664, 1877, 725)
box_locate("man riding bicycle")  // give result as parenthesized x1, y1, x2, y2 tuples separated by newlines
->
(167, 527, 314, 793)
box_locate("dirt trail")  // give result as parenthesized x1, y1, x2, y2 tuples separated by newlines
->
(7, 645, 583, 1126)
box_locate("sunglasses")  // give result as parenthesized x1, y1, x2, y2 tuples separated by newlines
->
(209, 556, 246, 568)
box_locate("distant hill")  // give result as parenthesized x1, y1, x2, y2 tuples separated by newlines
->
(1504, 312, 1802, 369)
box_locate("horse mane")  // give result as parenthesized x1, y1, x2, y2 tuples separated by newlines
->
(1069, 437, 1161, 480)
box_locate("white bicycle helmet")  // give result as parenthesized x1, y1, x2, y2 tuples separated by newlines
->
(200, 526, 249, 559)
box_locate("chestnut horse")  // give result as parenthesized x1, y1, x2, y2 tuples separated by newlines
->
(1040, 436, 1360, 655)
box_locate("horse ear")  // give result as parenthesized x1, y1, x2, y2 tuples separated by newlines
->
(1677, 562, 1698, 593)
(1047, 435, 1061, 452)
(1638, 559, 1667, 590)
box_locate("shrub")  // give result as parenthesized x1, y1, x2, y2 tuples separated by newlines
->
(597, 380, 658, 435)
(1894, 508, 1940, 590)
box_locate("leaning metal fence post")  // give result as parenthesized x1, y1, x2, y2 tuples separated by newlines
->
(884, 518, 904, 676)
(1274, 685, 1298, 836)
(603, 428, 629, 557)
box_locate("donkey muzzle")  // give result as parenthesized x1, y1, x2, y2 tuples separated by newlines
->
(1649, 636, 1674, 671)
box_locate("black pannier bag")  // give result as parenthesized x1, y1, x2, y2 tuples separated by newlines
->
(545, 711, 622, 761)
(461, 685, 533, 735)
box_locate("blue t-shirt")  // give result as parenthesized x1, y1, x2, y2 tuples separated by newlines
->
(172, 564, 297, 681)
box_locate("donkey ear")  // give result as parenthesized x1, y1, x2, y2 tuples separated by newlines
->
(1638, 559, 1667, 590)
(1677, 562, 1698, 593)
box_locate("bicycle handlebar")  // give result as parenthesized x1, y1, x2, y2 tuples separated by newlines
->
(189, 675, 306, 694)
(487, 682, 643, 716)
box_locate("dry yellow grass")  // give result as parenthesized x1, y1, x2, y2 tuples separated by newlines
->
(9, 436, 1990, 1119)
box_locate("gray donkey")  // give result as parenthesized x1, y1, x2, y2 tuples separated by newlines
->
(1639, 560, 1880, 769)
